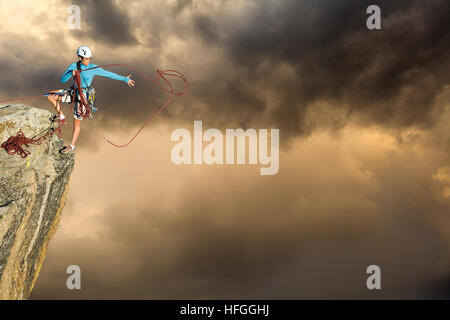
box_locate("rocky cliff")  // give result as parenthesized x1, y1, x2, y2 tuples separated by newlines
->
(0, 104, 74, 299)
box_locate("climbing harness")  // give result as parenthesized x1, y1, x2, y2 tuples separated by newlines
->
(0, 64, 188, 157)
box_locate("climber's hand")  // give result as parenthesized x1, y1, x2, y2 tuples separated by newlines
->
(72, 70, 76, 77)
(127, 75, 135, 87)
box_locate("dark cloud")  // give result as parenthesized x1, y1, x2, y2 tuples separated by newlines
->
(192, 14, 221, 45)
(187, 0, 450, 139)
(171, 0, 193, 17)
(0, 33, 76, 101)
(65, 0, 139, 46)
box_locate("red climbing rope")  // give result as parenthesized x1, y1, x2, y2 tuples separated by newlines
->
(0, 64, 188, 155)
(0, 120, 62, 158)
(1, 130, 40, 158)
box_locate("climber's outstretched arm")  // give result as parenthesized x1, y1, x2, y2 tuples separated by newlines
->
(93, 66, 129, 83)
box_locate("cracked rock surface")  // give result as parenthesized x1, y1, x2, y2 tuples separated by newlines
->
(0, 104, 74, 299)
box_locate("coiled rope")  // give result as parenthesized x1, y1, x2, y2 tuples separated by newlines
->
(0, 115, 62, 158)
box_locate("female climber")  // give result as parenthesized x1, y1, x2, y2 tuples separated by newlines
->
(47, 45, 135, 154)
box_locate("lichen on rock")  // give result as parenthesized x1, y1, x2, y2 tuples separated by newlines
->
(0, 104, 74, 299)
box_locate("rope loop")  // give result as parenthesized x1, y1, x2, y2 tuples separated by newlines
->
(0, 64, 188, 155)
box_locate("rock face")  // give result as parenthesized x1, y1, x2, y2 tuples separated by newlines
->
(0, 104, 74, 299)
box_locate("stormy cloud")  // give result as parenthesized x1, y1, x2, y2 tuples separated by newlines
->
(63, 0, 139, 46)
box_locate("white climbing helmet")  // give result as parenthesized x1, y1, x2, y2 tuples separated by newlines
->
(76, 46, 92, 58)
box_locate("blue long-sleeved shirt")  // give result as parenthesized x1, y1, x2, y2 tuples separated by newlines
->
(60, 62, 130, 88)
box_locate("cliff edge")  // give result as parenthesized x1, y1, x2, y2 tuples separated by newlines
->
(0, 104, 74, 299)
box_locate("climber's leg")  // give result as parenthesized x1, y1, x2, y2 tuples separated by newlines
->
(60, 117, 81, 154)
(70, 117, 82, 147)
(47, 91, 63, 115)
